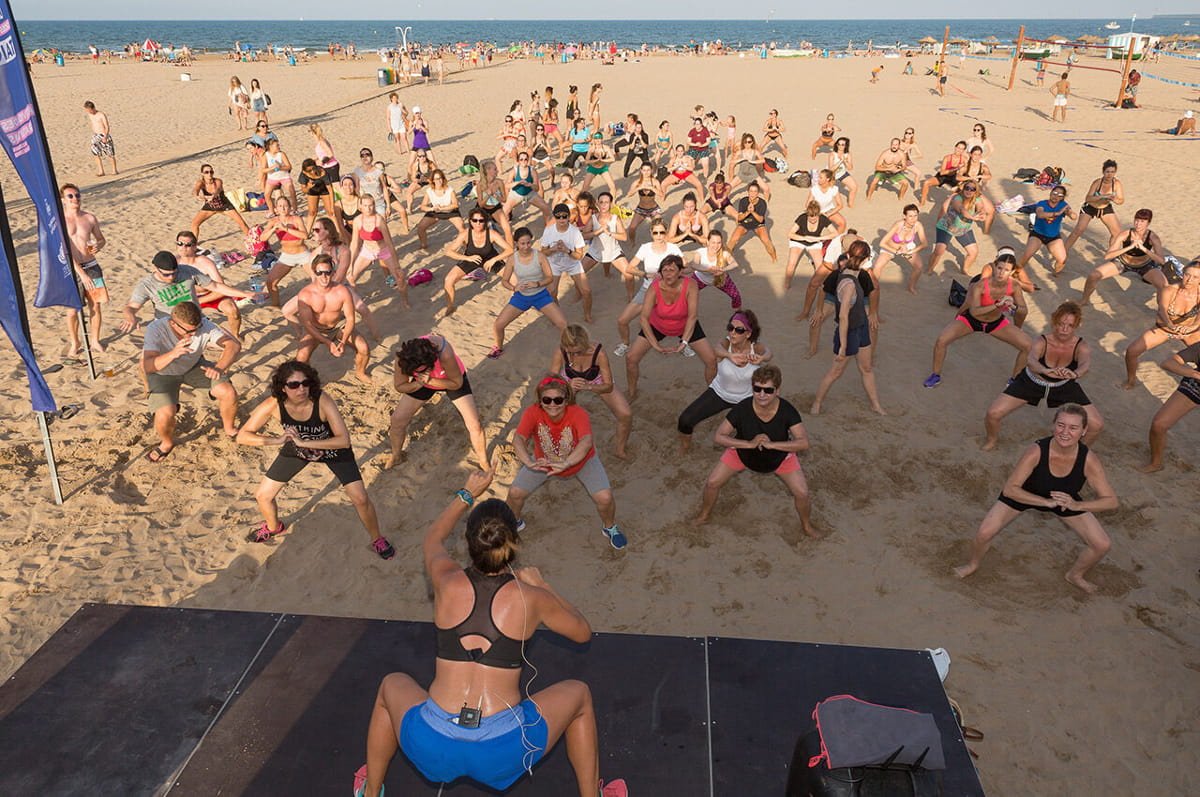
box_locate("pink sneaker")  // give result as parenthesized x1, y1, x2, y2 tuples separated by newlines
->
(352, 764, 385, 797)
(600, 778, 628, 797)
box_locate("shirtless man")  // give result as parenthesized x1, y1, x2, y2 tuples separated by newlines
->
(866, 138, 909, 200)
(173, 231, 244, 338)
(83, 101, 117, 176)
(61, 183, 108, 356)
(296, 254, 371, 383)
(1050, 73, 1071, 123)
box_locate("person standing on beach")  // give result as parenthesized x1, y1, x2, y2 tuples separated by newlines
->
(83, 101, 116, 176)
(954, 404, 1116, 594)
(1050, 73, 1071, 123)
(865, 139, 909, 200)
(61, 183, 108, 357)
(295, 255, 372, 383)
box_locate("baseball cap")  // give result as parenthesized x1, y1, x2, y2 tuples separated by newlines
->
(412, 105, 421, 113)
(153, 251, 179, 271)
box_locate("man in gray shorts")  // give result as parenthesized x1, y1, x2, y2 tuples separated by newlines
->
(141, 301, 242, 462)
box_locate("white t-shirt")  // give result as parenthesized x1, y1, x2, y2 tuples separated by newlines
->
(540, 225, 586, 275)
(823, 235, 875, 270)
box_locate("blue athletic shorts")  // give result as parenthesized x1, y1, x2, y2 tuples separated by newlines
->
(399, 699, 548, 790)
(508, 289, 554, 312)
(833, 324, 871, 356)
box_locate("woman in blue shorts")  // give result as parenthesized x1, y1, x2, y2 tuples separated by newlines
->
(810, 241, 885, 415)
(355, 469, 627, 797)
(491, 226, 568, 357)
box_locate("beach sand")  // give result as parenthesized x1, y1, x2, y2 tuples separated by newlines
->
(1, 50, 1198, 793)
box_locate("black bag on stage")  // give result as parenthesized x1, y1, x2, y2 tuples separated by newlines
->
(948, 280, 968, 308)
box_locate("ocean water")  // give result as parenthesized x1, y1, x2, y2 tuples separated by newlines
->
(15, 18, 1198, 55)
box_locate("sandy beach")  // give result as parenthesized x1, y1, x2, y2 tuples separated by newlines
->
(1, 48, 1198, 793)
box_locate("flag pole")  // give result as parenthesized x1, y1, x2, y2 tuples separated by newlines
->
(0, 182, 65, 504)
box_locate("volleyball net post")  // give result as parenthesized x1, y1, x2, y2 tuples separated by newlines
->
(1007, 25, 1025, 90)
(1114, 37, 1136, 107)
(935, 25, 949, 86)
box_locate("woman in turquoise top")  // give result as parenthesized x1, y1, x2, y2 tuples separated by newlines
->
(501, 151, 551, 223)
(563, 117, 592, 171)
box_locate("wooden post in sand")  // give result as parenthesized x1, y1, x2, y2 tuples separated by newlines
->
(1007, 25, 1026, 90)
(1114, 38, 1137, 107)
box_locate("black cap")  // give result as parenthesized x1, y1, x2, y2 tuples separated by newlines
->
(152, 251, 178, 271)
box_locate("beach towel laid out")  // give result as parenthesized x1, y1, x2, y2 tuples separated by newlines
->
(808, 694, 946, 771)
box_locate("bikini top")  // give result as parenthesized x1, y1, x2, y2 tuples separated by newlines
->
(274, 219, 305, 242)
(638, 186, 656, 198)
(1037, 336, 1081, 371)
(1122, 230, 1154, 258)
(359, 222, 384, 242)
(891, 223, 917, 245)
(562, 343, 603, 382)
(434, 568, 524, 670)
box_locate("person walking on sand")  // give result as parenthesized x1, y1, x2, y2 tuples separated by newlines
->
(61, 183, 108, 357)
(236, 360, 394, 558)
(83, 100, 117, 176)
(1050, 73, 1071, 123)
(954, 404, 1116, 594)
(696, 364, 818, 539)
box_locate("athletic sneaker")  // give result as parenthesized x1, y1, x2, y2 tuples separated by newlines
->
(600, 778, 629, 797)
(922, 373, 942, 389)
(247, 521, 287, 543)
(602, 524, 628, 550)
(681, 343, 696, 358)
(372, 537, 396, 560)
(612, 342, 630, 357)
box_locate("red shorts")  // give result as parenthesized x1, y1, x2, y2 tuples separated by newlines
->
(720, 448, 801, 474)
(199, 294, 226, 310)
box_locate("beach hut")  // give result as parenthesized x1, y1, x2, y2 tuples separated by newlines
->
(1106, 31, 1160, 59)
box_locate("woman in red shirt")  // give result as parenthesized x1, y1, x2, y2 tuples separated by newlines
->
(505, 376, 627, 549)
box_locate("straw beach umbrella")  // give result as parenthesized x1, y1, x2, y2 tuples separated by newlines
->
(918, 36, 939, 45)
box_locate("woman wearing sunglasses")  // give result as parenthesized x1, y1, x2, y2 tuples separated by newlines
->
(677, 309, 770, 452)
(191, 163, 249, 238)
(504, 376, 628, 550)
(550, 324, 633, 460)
(918, 180, 994, 291)
(237, 360, 394, 559)
(442, 209, 514, 316)
(695, 364, 817, 538)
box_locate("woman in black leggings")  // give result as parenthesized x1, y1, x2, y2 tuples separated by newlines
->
(621, 120, 651, 178)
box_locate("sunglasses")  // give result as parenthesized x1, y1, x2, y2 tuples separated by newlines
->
(727, 324, 748, 334)
(156, 268, 178, 275)
(176, 240, 196, 246)
(651, 230, 666, 236)
(540, 395, 566, 405)
(360, 152, 372, 158)
(314, 269, 334, 276)
(469, 217, 486, 223)
(963, 186, 978, 193)
(284, 379, 315, 389)
(64, 192, 80, 198)
(752, 385, 776, 395)
(201, 168, 214, 174)
(171, 319, 200, 334)
(553, 213, 570, 219)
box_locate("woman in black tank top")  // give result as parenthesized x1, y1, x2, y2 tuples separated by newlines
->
(549, 324, 633, 459)
(236, 361, 393, 558)
(357, 470, 628, 797)
(954, 404, 1118, 594)
(442, 209, 515, 315)
(1081, 208, 1168, 303)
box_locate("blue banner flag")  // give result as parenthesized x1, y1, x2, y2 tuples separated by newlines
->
(0, 0, 69, 413)
(0, 0, 79, 310)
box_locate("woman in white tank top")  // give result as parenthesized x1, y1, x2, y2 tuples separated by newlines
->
(809, 168, 847, 233)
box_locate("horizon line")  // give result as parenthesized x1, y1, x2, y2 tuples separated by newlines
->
(15, 16, 1178, 22)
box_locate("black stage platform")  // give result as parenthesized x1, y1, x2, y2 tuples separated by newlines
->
(0, 604, 984, 796)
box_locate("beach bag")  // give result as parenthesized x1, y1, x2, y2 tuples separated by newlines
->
(1034, 165, 1063, 188)
(246, 191, 268, 211)
(996, 194, 1026, 214)
(788, 170, 812, 189)
(611, 121, 625, 137)
(948, 280, 968, 308)
(1013, 168, 1040, 182)
(407, 267, 434, 287)
(614, 203, 633, 220)
(265, 93, 272, 107)
(765, 156, 787, 173)
(244, 224, 269, 255)
(462, 154, 481, 171)
(787, 727, 942, 797)
(459, 180, 477, 200)
(808, 695, 945, 771)
(656, 165, 669, 183)
(228, 188, 248, 212)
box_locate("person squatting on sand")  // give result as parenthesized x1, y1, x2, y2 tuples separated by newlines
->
(955, 404, 1117, 594)
(355, 468, 627, 797)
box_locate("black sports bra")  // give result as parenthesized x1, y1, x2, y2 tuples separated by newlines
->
(435, 567, 524, 669)
(562, 344, 602, 382)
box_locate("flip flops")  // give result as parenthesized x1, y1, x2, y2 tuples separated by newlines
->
(486, 346, 504, 359)
(145, 446, 172, 463)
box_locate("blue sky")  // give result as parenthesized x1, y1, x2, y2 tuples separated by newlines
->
(8, 4, 1196, 20)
